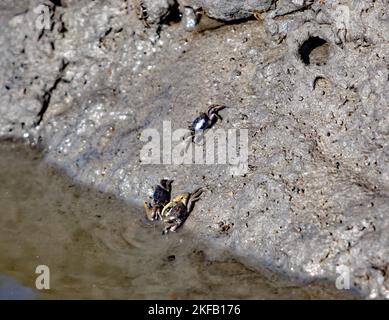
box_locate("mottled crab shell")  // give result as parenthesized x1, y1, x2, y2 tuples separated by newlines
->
(164, 202, 187, 221)
(192, 113, 209, 132)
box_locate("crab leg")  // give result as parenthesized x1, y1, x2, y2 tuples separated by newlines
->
(162, 218, 183, 235)
(144, 201, 154, 221)
(183, 131, 204, 152)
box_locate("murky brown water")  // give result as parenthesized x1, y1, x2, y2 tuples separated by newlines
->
(0, 141, 358, 299)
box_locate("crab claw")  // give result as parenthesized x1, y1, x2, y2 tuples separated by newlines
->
(208, 105, 227, 124)
(192, 187, 204, 198)
(144, 201, 156, 221)
(208, 104, 227, 113)
(187, 187, 204, 213)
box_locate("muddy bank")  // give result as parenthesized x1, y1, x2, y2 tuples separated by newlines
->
(0, 141, 358, 299)
(0, 1, 388, 298)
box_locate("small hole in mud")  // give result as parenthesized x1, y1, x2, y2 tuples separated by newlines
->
(161, 1, 182, 25)
(298, 36, 329, 65)
(167, 255, 176, 262)
(49, 0, 62, 6)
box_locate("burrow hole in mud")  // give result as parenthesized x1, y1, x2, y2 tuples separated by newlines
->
(298, 36, 329, 66)
(161, 1, 182, 25)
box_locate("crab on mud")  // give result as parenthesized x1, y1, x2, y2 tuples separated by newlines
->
(188, 105, 227, 143)
(160, 188, 203, 235)
(144, 179, 173, 221)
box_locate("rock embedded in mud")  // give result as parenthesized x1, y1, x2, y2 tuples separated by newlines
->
(182, 6, 198, 31)
(178, 0, 274, 21)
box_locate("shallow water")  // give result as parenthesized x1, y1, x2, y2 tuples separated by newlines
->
(0, 141, 357, 299)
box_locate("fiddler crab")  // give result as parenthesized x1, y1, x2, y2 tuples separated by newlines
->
(144, 181, 204, 235)
(144, 179, 173, 221)
(188, 105, 227, 143)
(160, 188, 203, 235)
